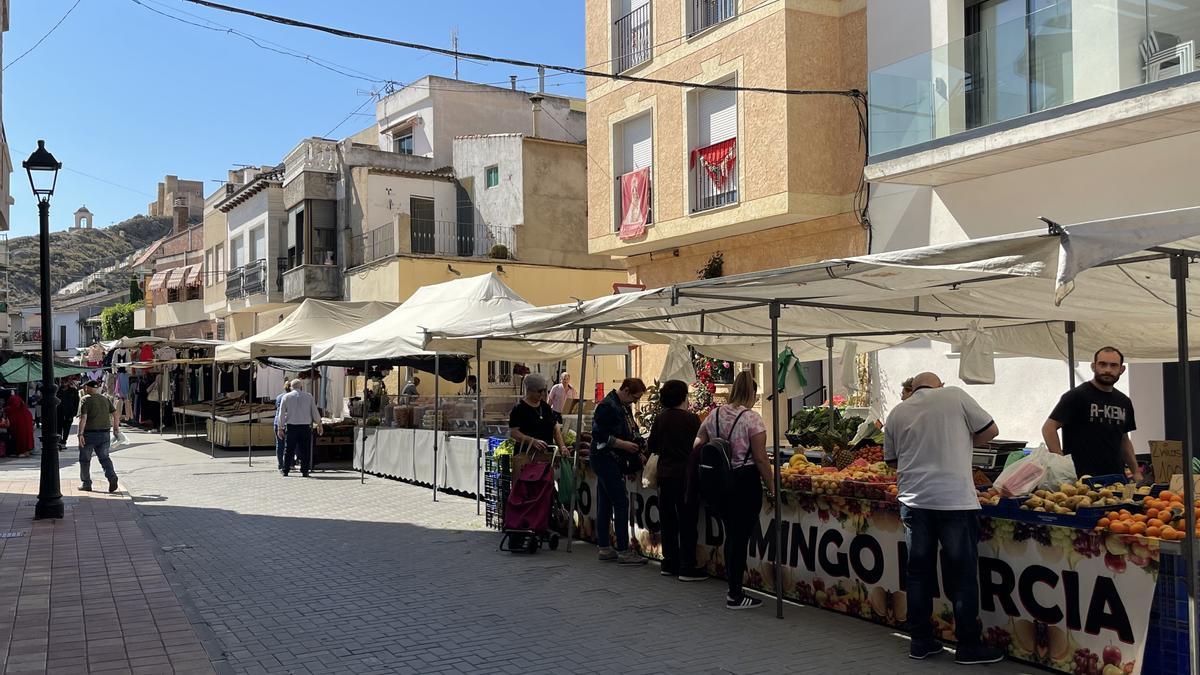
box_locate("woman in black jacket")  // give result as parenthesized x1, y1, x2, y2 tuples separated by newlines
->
(648, 380, 705, 581)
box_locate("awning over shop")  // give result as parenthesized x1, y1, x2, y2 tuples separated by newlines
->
(165, 266, 189, 290)
(148, 270, 170, 291)
(215, 299, 398, 363)
(184, 262, 204, 287)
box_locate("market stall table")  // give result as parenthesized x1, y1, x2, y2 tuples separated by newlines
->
(354, 427, 486, 496)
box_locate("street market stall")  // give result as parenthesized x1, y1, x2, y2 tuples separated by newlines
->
(426, 207, 1200, 675)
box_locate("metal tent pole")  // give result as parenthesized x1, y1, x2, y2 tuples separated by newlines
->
(769, 302, 784, 619)
(210, 363, 216, 459)
(475, 339, 483, 515)
(1170, 252, 1199, 675)
(1065, 321, 1077, 389)
(826, 336, 835, 433)
(360, 360, 368, 485)
(246, 364, 254, 467)
(158, 365, 164, 436)
(432, 354, 440, 502)
(565, 327, 591, 553)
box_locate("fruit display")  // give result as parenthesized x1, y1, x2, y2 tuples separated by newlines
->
(780, 454, 896, 501)
(1095, 490, 1200, 541)
(1019, 479, 1145, 515)
(854, 444, 883, 463)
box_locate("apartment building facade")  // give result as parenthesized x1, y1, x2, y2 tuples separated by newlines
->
(584, 0, 868, 389)
(133, 201, 214, 340)
(864, 0, 1200, 443)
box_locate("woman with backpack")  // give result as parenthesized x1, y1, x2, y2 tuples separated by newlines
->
(694, 370, 774, 610)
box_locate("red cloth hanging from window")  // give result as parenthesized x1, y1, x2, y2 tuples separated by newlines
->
(689, 138, 737, 190)
(618, 167, 650, 240)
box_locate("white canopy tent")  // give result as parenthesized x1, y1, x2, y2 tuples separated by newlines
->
(425, 206, 1200, 650)
(215, 299, 398, 363)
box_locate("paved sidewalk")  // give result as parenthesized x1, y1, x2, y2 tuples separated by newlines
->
(5, 428, 1031, 675)
(0, 476, 212, 675)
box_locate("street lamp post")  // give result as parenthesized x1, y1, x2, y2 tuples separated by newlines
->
(24, 140, 63, 520)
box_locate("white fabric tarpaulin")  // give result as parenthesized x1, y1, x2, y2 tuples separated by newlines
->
(215, 299, 398, 363)
(425, 207, 1200, 363)
(311, 273, 580, 365)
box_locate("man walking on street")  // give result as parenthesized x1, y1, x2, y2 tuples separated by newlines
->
(1042, 346, 1142, 481)
(278, 379, 323, 477)
(77, 380, 119, 493)
(884, 372, 1002, 665)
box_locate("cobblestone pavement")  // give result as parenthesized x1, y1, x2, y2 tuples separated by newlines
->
(4, 429, 1034, 674)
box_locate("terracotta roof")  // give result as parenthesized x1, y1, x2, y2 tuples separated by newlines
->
(217, 165, 284, 213)
(366, 165, 455, 181)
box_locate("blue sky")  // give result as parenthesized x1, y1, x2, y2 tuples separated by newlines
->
(4, 0, 585, 236)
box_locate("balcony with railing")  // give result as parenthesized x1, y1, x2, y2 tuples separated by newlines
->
(867, 0, 1200, 181)
(283, 138, 339, 186)
(351, 227, 395, 267)
(224, 259, 275, 300)
(689, 0, 735, 36)
(281, 254, 342, 303)
(614, 2, 652, 73)
(410, 221, 515, 259)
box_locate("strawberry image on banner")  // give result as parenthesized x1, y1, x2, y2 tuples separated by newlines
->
(690, 138, 737, 190)
(619, 167, 650, 240)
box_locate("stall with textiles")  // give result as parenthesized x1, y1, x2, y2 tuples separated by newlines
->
(426, 207, 1200, 675)
(211, 299, 397, 463)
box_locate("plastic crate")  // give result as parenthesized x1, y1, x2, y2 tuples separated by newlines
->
(1144, 551, 1194, 674)
(483, 453, 511, 530)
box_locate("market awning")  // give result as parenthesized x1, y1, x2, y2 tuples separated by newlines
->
(215, 299, 398, 362)
(425, 207, 1200, 363)
(186, 262, 204, 286)
(0, 355, 92, 384)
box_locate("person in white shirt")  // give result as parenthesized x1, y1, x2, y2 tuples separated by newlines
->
(277, 379, 324, 477)
(884, 372, 1002, 666)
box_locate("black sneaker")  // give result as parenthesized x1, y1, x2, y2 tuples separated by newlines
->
(78, 484, 92, 492)
(954, 644, 1005, 665)
(678, 568, 708, 582)
(909, 640, 945, 660)
(108, 477, 118, 494)
(725, 594, 762, 610)
(660, 568, 677, 577)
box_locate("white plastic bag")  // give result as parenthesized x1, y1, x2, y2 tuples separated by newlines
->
(642, 453, 659, 489)
(1037, 444, 1077, 491)
(993, 447, 1049, 498)
(958, 321, 996, 385)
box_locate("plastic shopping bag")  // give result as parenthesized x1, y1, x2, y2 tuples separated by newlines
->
(642, 453, 660, 489)
(1037, 445, 1078, 491)
(993, 447, 1049, 498)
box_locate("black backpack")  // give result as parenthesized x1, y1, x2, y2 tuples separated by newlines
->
(697, 408, 748, 514)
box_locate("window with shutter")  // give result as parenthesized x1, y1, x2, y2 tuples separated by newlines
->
(615, 113, 654, 231)
(692, 79, 739, 212)
(697, 86, 737, 146)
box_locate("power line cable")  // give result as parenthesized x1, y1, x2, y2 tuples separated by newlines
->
(326, 96, 376, 138)
(5, 0, 84, 71)
(182, 0, 862, 99)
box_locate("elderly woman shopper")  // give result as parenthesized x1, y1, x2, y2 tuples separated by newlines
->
(591, 377, 649, 566)
(694, 371, 774, 609)
(648, 379, 705, 580)
(508, 373, 567, 452)
(547, 372, 576, 414)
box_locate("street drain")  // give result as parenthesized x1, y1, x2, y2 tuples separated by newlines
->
(161, 544, 194, 553)
(0, 531, 25, 539)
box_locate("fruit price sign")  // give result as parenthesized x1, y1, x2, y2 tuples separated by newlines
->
(570, 469, 1159, 674)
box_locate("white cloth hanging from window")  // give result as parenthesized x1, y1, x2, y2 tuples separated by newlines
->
(958, 321, 996, 385)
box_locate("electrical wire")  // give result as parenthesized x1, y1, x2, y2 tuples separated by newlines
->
(182, 0, 863, 99)
(325, 96, 376, 138)
(5, 0, 84, 71)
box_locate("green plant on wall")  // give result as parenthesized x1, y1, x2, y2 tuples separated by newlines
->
(697, 252, 724, 280)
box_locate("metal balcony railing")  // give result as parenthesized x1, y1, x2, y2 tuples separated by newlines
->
(690, 0, 735, 35)
(224, 259, 270, 299)
(614, 2, 652, 73)
(351, 227, 395, 267)
(410, 221, 516, 259)
(691, 142, 738, 213)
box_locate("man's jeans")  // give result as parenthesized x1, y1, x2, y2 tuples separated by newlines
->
(275, 427, 286, 470)
(590, 449, 630, 551)
(900, 505, 983, 645)
(79, 430, 117, 487)
(284, 425, 313, 476)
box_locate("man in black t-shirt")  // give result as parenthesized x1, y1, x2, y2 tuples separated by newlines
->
(1042, 346, 1142, 481)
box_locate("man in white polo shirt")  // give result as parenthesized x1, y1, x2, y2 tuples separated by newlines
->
(884, 372, 1002, 666)
(278, 379, 324, 478)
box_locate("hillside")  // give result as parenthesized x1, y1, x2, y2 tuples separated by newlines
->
(7, 215, 176, 306)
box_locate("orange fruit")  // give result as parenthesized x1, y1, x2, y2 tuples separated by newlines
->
(1110, 522, 1129, 534)
(1098, 518, 1111, 528)
(1161, 491, 1177, 501)
(1161, 526, 1177, 539)
(1146, 508, 1160, 519)
(1133, 514, 1148, 523)
(1149, 518, 1165, 528)
(1147, 526, 1161, 538)
(1107, 511, 1120, 521)
(1129, 522, 1146, 535)
(1119, 509, 1132, 517)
